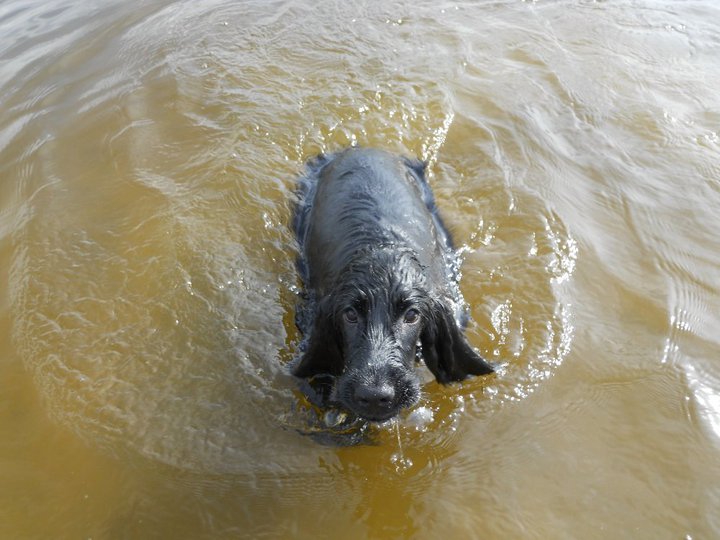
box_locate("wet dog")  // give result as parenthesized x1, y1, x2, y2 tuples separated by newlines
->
(292, 148, 494, 422)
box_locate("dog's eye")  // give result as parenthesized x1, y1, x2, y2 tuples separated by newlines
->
(343, 308, 358, 324)
(403, 308, 420, 324)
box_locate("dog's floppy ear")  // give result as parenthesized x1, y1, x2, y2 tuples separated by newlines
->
(292, 298, 344, 378)
(421, 301, 494, 384)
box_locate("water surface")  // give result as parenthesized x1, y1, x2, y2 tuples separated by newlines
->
(2, 0, 719, 537)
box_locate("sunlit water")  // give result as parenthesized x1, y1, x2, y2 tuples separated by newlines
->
(1, 0, 719, 537)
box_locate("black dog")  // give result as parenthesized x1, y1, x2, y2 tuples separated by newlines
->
(292, 148, 494, 422)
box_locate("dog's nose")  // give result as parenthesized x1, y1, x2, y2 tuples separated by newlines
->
(353, 382, 395, 414)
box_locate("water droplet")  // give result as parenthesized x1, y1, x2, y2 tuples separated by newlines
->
(390, 452, 413, 473)
(406, 406, 434, 430)
(323, 410, 347, 427)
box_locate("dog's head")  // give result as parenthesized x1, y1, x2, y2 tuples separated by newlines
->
(293, 248, 494, 422)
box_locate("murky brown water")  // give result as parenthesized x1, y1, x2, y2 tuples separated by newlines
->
(2, 0, 720, 537)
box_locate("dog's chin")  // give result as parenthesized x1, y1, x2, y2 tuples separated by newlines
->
(354, 408, 401, 424)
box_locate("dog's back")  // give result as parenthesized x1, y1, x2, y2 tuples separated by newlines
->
(295, 148, 451, 294)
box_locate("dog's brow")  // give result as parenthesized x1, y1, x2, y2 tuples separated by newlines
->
(352, 295, 368, 311)
(391, 286, 423, 314)
(394, 293, 413, 310)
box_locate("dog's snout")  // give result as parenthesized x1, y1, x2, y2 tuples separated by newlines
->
(349, 379, 398, 420)
(354, 382, 395, 408)
(333, 360, 421, 422)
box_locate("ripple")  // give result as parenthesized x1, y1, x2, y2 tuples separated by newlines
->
(683, 360, 720, 442)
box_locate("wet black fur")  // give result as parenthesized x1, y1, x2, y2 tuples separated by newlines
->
(291, 148, 494, 422)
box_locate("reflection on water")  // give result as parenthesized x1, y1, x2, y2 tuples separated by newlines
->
(2, 0, 720, 537)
